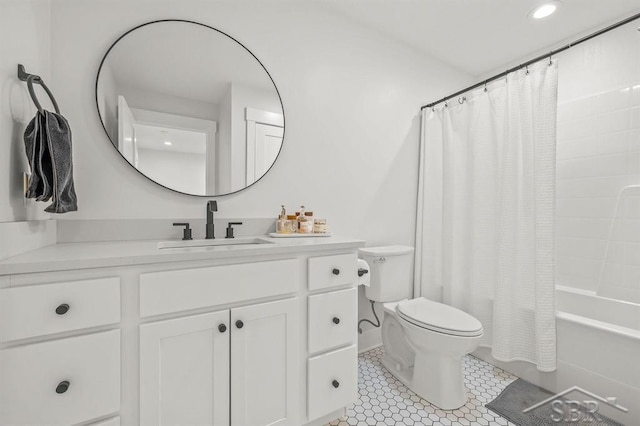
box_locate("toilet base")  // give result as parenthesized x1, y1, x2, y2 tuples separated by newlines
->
(381, 349, 469, 410)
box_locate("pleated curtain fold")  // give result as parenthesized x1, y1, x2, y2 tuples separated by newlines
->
(417, 62, 558, 371)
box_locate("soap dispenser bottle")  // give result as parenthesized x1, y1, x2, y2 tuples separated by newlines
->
(276, 205, 290, 234)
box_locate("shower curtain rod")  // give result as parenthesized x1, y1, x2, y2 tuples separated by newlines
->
(420, 11, 640, 110)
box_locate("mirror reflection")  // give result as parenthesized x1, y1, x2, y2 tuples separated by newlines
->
(96, 20, 284, 196)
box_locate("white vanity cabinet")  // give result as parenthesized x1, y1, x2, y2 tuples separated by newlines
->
(306, 253, 359, 423)
(140, 298, 299, 426)
(0, 277, 121, 426)
(231, 298, 299, 426)
(140, 310, 231, 425)
(0, 238, 363, 426)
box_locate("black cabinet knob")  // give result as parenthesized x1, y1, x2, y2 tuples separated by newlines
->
(236, 320, 244, 329)
(218, 324, 227, 333)
(55, 304, 70, 315)
(332, 380, 340, 389)
(332, 268, 340, 275)
(55, 380, 70, 394)
(332, 317, 340, 324)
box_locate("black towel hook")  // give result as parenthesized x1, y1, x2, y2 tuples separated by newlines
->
(18, 64, 60, 114)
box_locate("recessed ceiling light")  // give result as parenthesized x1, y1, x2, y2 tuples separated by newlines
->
(164, 141, 172, 146)
(530, 1, 561, 19)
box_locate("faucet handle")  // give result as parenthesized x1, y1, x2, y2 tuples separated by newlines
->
(225, 222, 243, 239)
(173, 223, 193, 241)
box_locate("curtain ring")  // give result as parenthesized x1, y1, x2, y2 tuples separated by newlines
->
(549, 55, 553, 66)
(444, 100, 449, 108)
(484, 81, 488, 92)
(525, 65, 529, 75)
(458, 96, 466, 104)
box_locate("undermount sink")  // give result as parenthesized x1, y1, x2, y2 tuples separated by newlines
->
(157, 237, 274, 250)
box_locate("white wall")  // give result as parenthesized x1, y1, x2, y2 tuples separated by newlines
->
(48, 0, 471, 244)
(118, 83, 219, 122)
(217, 84, 233, 194)
(0, 0, 52, 223)
(137, 148, 206, 195)
(555, 22, 640, 296)
(0, 1, 57, 260)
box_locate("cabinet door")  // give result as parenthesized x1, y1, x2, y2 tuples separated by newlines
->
(140, 311, 230, 426)
(231, 298, 299, 426)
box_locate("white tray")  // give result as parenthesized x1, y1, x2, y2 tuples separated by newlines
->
(268, 232, 332, 238)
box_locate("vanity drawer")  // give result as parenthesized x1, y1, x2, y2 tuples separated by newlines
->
(307, 344, 358, 421)
(0, 330, 120, 426)
(140, 259, 298, 317)
(308, 253, 357, 291)
(0, 277, 120, 342)
(308, 287, 357, 353)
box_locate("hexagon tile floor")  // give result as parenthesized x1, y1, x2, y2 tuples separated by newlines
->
(326, 346, 517, 426)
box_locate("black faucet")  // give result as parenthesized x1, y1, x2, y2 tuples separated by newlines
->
(173, 223, 193, 240)
(225, 222, 243, 239)
(206, 200, 217, 239)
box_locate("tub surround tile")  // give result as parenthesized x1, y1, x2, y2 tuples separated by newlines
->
(556, 80, 640, 293)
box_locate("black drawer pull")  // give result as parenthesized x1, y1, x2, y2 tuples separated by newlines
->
(236, 320, 244, 329)
(332, 380, 340, 389)
(56, 380, 70, 394)
(218, 324, 227, 333)
(332, 317, 340, 325)
(332, 268, 340, 275)
(55, 304, 70, 315)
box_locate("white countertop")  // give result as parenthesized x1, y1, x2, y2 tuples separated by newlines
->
(0, 236, 365, 275)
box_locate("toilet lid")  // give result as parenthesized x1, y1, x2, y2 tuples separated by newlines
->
(396, 298, 483, 337)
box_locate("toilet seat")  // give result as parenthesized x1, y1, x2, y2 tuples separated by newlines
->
(396, 297, 483, 337)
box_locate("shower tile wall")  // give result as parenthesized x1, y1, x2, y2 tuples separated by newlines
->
(555, 24, 640, 297)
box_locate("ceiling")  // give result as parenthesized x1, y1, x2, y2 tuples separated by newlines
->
(135, 124, 206, 154)
(104, 20, 277, 104)
(326, 0, 640, 78)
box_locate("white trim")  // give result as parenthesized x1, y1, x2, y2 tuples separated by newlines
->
(131, 109, 218, 134)
(245, 107, 284, 183)
(245, 107, 284, 127)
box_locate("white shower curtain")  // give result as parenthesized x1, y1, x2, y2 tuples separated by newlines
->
(416, 62, 558, 371)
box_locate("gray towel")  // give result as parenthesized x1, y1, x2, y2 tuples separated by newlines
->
(24, 110, 77, 213)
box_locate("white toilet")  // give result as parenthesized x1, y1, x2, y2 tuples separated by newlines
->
(359, 245, 483, 410)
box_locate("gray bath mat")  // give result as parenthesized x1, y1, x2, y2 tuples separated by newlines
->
(486, 379, 624, 425)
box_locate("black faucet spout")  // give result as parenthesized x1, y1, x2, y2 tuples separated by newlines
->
(206, 200, 217, 239)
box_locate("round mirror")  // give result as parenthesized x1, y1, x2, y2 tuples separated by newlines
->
(96, 20, 284, 196)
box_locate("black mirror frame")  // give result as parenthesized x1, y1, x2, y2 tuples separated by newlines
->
(94, 19, 286, 198)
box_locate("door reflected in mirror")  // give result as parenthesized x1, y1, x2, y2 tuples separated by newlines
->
(96, 20, 284, 196)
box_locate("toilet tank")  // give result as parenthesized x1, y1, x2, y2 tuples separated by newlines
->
(358, 245, 414, 303)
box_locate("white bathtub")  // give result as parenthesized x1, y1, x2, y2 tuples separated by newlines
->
(474, 285, 640, 425)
